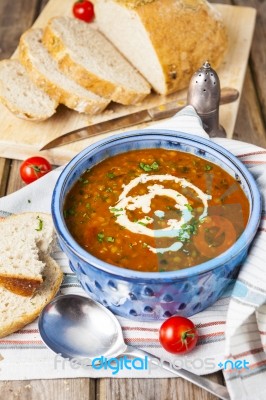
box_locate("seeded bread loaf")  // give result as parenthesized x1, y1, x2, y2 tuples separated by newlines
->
(43, 16, 151, 105)
(19, 29, 110, 114)
(0, 255, 63, 338)
(0, 213, 58, 297)
(0, 60, 58, 121)
(95, 0, 228, 95)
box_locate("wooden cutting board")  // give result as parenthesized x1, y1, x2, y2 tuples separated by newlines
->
(0, 1, 256, 166)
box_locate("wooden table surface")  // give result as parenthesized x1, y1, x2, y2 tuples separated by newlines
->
(0, 0, 265, 399)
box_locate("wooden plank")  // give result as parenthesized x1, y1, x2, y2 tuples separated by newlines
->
(210, 1, 266, 146)
(0, 0, 256, 165)
(0, 379, 95, 400)
(234, 0, 266, 129)
(5, 160, 24, 194)
(0, 158, 10, 197)
(233, 66, 266, 146)
(98, 372, 225, 400)
(0, 0, 39, 60)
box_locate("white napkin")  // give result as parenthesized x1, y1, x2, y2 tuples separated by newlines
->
(0, 106, 266, 400)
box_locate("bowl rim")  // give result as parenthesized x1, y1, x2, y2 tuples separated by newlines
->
(52, 129, 262, 281)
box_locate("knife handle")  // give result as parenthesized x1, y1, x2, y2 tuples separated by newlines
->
(148, 87, 239, 121)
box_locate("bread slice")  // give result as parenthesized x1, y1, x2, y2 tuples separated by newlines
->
(19, 29, 110, 114)
(0, 255, 63, 338)
(0, 213, 57, 297)
(43, 16, 151, 105)
(0, 60, 58, 121)
(95, 0, 228, 95)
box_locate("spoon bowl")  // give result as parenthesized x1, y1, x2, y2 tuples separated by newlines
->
(38, 294, 126, 361)
(39, 294, 230, 399)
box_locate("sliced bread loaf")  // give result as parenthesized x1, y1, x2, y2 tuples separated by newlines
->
(95, 0, 228, 95)
(19, 29, 110, 114)
(0, 213, 57, 297)
(43, 16, 151, 105)
(0, 60, 58, 121)
(0, 255, 63, 338)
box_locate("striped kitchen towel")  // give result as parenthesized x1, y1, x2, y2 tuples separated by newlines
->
(0, 106, 265, 400)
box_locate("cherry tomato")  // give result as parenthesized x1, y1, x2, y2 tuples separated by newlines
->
(20, 156, 52, 184)
(193, 215, 236, 258)
(159, 316, 198, 354)
(72, 0, 95, 23)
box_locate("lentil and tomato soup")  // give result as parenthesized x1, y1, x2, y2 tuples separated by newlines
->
(64, 149, 249, 272)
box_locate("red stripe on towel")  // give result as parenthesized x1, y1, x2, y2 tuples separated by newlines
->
(226, 347, 265, 359)
(122, 327, 158, 332)
(16, 329, 39, 334)
(122, 321, 226, 332)
(0, 340, 43, 345)
(237, 150, 266, 158)
(225, 359, 266, 375)
(196, 321, 226, 328)
(242, 161, 266, 165)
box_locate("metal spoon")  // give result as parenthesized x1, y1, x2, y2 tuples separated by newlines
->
(38, 294, 230, 400)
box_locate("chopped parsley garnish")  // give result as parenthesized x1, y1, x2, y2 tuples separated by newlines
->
(110, 207, 123, 213)
(97, 232, 105, 243)
(137, 221, 148, 226)
(204, 164, 213, 171)
(185, 204, 193, 212)
(97, 233, 115, 243)
(78, 177, 89, 184)
(139, 161, 159, 172)
(137, 217, 152, 226)
(35, 216, 43, 231)
(106, 172, 116, 179)
(177, 220, 199, 242)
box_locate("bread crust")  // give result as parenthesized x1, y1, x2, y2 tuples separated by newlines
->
(43, 22, 150, 106)
(96, 0, 228, 95)
(0, 88, 55, 121)
(0, 212, 55, 296)
(137, 0, 228, 93)
(0, 60, 57, 121)
(19, 30, 110, 115)
(0, 275, 42, 297)
(0, 256, 63, 338)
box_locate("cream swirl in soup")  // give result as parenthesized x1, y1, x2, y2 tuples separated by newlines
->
(64, 149, 249, 272)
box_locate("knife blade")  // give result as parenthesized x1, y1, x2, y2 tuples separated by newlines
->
(40, 87, 239, 150)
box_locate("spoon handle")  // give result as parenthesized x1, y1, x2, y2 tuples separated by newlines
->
(124, 345, 230, 400)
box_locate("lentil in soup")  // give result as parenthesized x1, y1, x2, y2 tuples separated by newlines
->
(64, 149, 249, 272)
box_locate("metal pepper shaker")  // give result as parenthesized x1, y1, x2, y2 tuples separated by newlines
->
(187, 61, 226, 138)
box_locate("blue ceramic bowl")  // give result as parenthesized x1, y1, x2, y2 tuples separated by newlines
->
(52, 130, 261, 321)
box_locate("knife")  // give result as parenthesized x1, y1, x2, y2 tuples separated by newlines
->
(40, 87, 239, 150)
